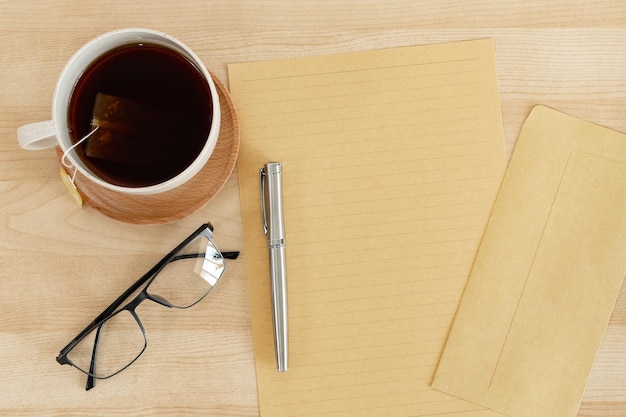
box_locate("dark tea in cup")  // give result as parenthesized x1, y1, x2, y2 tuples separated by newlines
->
(68, 43, 214, 188)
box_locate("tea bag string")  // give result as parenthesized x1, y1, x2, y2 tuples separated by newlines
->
(61, 127, 99, 181)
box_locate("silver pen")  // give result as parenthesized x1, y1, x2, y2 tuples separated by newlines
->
(260, 162, 288, 372)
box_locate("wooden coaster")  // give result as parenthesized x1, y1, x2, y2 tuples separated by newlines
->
(56, 73, 240, 224)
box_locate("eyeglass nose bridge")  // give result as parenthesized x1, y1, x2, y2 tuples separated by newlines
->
(147, 292, 175, 308)
(125, 287, 164, 312)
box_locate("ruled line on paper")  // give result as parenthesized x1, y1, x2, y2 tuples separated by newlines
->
(239, 57, 481, 82)
(238, 70, 484, 98)
(240, 92, 485, 118)
(241, 115, 487, 135)
(241, 120, 489, 145)
(241, 96, 487, 122)
(245, 71, 482, 96)
(241, 82, 484, 110)
(246, 138, 492, 162)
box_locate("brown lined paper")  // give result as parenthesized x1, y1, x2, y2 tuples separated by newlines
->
(229, 39, 507, 417)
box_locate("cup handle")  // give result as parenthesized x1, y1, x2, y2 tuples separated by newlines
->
(17, 120, 57, 150)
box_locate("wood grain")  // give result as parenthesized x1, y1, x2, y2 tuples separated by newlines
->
(1, 1, 625, 416)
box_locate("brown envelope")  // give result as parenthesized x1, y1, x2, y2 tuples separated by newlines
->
(432, 105, 626, 417)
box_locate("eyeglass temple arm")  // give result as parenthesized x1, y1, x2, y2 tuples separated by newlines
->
(172, 251, 240, 261)
(85, 324, 103, 391)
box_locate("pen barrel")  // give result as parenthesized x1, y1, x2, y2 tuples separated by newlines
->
(262, 161, 288, 372)
(270, 245, 288, 372)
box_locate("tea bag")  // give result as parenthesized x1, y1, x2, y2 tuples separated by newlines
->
(86, 92, 173, 166)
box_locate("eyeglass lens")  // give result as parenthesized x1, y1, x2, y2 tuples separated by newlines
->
(148, 234, 224, 308)
(66, 234, 225, 378)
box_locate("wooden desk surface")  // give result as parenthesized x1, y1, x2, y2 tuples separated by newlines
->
(1, 1, 624, 416)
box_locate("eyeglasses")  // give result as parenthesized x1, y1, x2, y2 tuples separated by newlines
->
(56, 223, 239, 390)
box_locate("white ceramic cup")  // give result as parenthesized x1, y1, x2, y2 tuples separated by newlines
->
(17, 28, 220, 195)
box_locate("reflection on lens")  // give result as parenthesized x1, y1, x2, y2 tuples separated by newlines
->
(66, 310, 146, 378)
(147, 235, 225, 308)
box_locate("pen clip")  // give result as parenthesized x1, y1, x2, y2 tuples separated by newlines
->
(260, 167, 268, 234)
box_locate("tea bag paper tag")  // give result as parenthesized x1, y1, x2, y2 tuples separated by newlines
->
(59, 167, 83, 207)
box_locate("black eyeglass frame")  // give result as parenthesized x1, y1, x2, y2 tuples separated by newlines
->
(56, 222, 238, 390)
